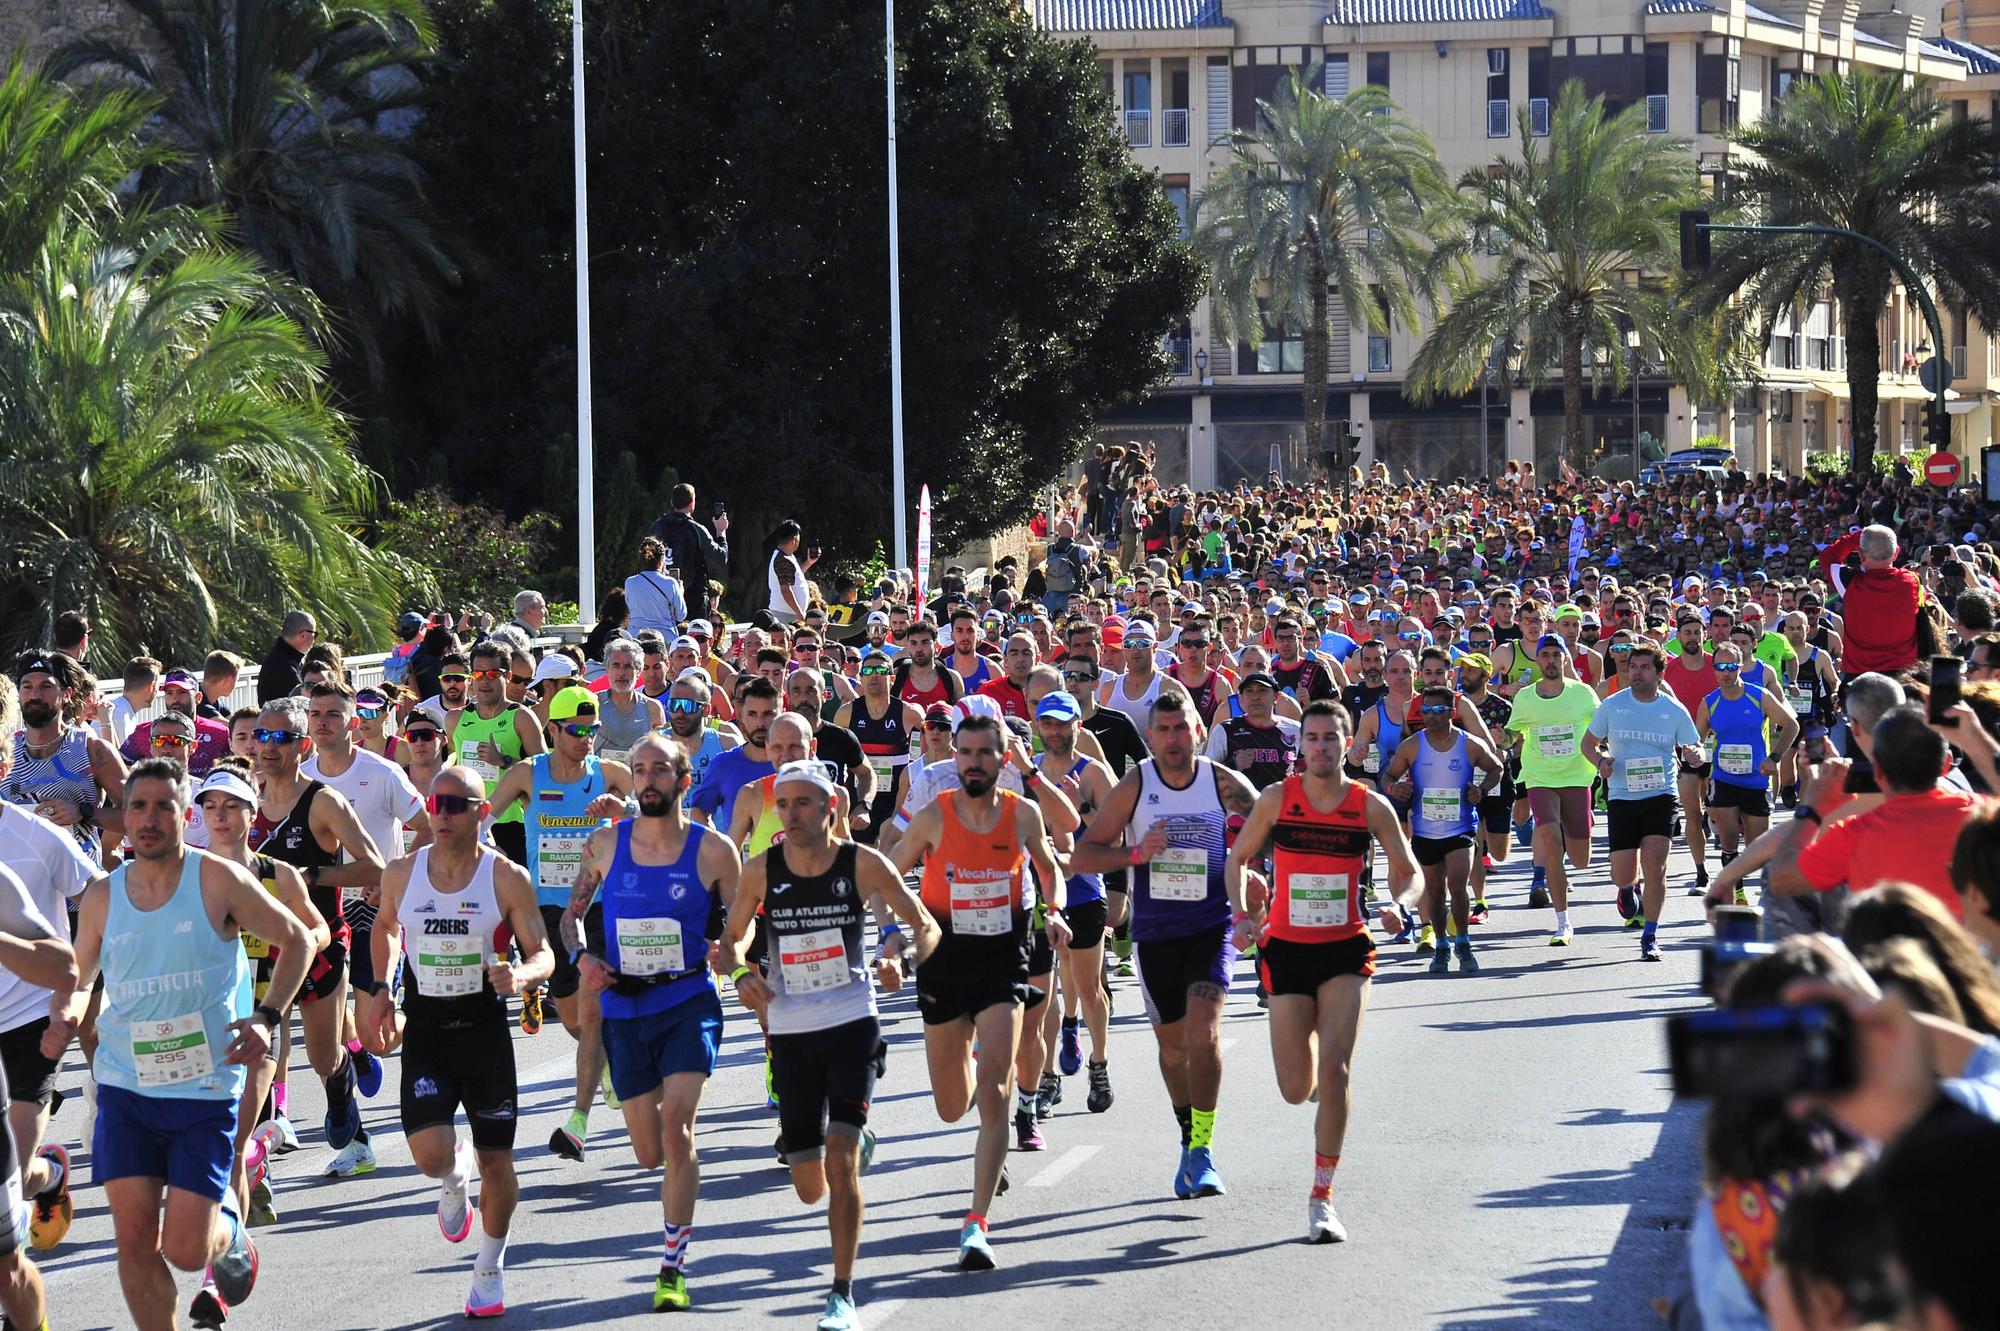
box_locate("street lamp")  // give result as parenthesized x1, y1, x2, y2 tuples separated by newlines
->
(1625, 327, 1641, 469)
(1195, 347, 1209, 384)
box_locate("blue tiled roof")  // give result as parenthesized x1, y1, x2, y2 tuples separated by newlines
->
(1743, 3, 1801, 27)
(1033, 0, 1230, 30)
(1930, 35, 2000, 72)
(1644, 0, 1715, 12)
(1326, 0, 1553, 20)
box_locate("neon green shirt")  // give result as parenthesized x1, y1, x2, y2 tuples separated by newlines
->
(1506, 679, 1601, 789)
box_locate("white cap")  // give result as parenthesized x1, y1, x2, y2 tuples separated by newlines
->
(773, 759, 838, 797)
(685, 619, 713, 637)
(676, 666, 712, 685)
(194, 770, 258, 808)
(867, 610, 890, 626)
(953, 694, 1004, 731)
(671, 635, 701, 653)
(530, 655, 574, 685)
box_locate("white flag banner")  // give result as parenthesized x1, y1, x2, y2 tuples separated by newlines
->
(916, 484, 933, 594)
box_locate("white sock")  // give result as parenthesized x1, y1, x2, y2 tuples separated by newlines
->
(478, 1230, 508, 1273)
(442, 1141, 468, 1193)
(1554, 910, 1571, 931)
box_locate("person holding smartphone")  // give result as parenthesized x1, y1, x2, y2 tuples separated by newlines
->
(645, 485, 730, 621)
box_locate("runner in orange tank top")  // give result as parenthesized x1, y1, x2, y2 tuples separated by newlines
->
(1226, 699, 1417, 1247)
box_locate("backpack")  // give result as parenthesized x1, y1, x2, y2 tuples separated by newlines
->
(1046, 539, 1080, 594)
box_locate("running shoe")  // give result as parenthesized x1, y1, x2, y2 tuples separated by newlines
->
(519, 989, 543, 1036)
(1427, 947, 1450, 975)
(1687, 864, 1710, 897)
(818, 1290, 862, 1331)
(466, 1266, 506, 1318)
(1014, 1111, 1045, 1152)
(601, 1064, 621, 1112)
(1058, 1024, 1082, 1077)
(1414, 924, 1436, 954)
(653, 1267, 690, 1312)
(439, 1141, 474, 1244)
(246, 1178, 278, 1228)
(957, 1221, 995, 1271)
(1086, 1061, 1114, 1114)
(248, 1122, 283, 1184)
(1528, 866, 1549, 909)
(1641, 938, 1664, 962)
(353, 1047, 384, 1099)
(1036, 1072, 1061, 1119)
(1388, 921, 1413, 946)
(271, 1114, 300, 1154)
(190, 1283, 228, 1329)
(1615, 885, 1637, 922)
(1173, 1145, 1195, 1199)
(1186, 1147, 1225, 1197)
(1307, 1196, 1347, 1244)
(323, 1057, 360, 1150)
(211, 1207, 258, 1307)
(1115, 957, 1135, 979)
(765, 1048, 779, 1112)
(858, 1126, 877, 1176)
(1733, 885, 1749, 907)
(1469, 899, 1489, 925)
(549, 1122, 586, 1162)
(28, 1143, 71, 1251)
(323, 1138, 376, 1178)
(1548, 923, 1575, 947)
(1513, 818, 1533, 849)
(1455, 941, 1480, 974)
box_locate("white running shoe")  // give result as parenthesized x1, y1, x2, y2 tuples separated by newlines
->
(272, 1114, 301, 1154)
(438, 1141, 474, 1243)
(465, 1265, 505, 1318)
(323, 1138, 376, 1178)
(1307, 1196, 1347, 1243)
(1548, 923, 1575, 947)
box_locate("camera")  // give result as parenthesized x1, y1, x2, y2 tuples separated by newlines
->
(1668, 1001, 1856, 1099)
(1699, 904, 1773, 998)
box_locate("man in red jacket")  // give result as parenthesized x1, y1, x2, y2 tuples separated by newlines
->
(1823, 525, 1921, 678)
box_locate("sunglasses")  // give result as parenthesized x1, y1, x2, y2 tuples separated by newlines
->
(922, 718, 954, 732)
(405, 729, 441, 742)
(667, 697, 703, 715)
(1179, 639, 1210, 650)
(152, 732, 195, 749)
(1467, 639, 1493, 649)
(1420, 703, 1453, 715)
(357, 706, 384, 720)
(1063, 671, 1098, 684)
(794, 643, 821, 655)
(858, 665, 892, 677)
(426, 792, 479, 816)
(1715, 662, 1741, 673)
(468, 668, 505, 681)
(560, 722, 600, 738)
(253, 728, 303, 745)
(440, 673, 469, 685)
(511, 674, 535, 687)
(1609, 643, 1633, 654)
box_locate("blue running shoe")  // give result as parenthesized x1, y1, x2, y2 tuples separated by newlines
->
(211, 1207, 258, 1307)
(1174, 1145, 1195, 1199)
(819, 1290, 862, 1330)
(1186, 1147, 1225, 1197)
(957, 1221, 995, 1271)
(1514, 818, 1533, 849)
(1058, 1023, 1082, 1077)
(354, 1047, 383, 1100)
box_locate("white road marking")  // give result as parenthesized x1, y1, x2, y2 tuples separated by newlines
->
(1027, 1143, 1100, 1188)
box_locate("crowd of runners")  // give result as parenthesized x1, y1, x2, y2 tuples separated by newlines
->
(4, 463, 2000, 1330)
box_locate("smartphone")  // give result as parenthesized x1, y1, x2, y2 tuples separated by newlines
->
(1712, 904, 1762, 944)
(1930, 543, 1954, 566)
(1930, 655, 1963, 725)
(711, 500, 727, 518)
(1667, 1002, 1856, 1099)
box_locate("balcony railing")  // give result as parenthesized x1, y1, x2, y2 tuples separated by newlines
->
(1647, 94, 1668, 133)
(1164, 336, 1192, 377)
(1529, 97, 1550, 136)
(1487, 98, 1509, 138)
(1162, 107, 1190, 147)
(1124, 109, 1151, 147)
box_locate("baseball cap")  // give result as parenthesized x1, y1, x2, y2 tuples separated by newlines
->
(397, 612, 425, 635)
(1100, 622, 1125, 647)
(531, 655, 576, 686)
(867, 610, 890, 626)
(773, 759, 837, 797)
(671, 635, 701, 654)
(162, 669, 199, 691)
(1553, 604, 1583, 622)
(1457, 653, 1493, 674)
(1035, 692, 1081, 722)
(1125, 624, 1157, 647)
(1535, 633, 1566, 653)
(685, 619, 714, 638)
(1236, 671, 1278, 691)
(548, 685, 598, 722)
(194, 769, 258, 807)
(954, 694, 1004, 731)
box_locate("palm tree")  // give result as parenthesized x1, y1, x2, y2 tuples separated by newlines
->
(50, 0, 459, 382)
(1406, 82, 1712, 475)
(1694, 68, 2000, 470)
(1192, 67, 1452, 477)
(0, 62, 418, 667)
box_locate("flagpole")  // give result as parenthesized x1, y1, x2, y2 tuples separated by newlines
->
(887, 0, 909, 572)
(573, 0, 596, 617)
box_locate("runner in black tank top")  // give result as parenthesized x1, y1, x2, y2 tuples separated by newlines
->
(848, 697, 912, 836)
(254, 779, 347, 948)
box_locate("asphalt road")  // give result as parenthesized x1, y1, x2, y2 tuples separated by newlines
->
(41, 836, 1713, 1330)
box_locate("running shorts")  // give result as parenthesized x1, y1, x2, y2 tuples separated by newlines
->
(1607, 795, 1677, 852)
(1063, 898, 1109, 951)
(602, 990, 724, 1101)
(95, 1083, 234, 1203)
(1136, 924, 1236, 1027)
(0, 1018, 58, 1109)
(1257, 934, 1375, 996)
(1707, 780, 1772, 819)
(1525, 786, 1594, 839)
(538, 905, 582, 1000)
(400, 1017, 519, 1152)
(771, 1015, 886, 1164)
(1411, 834, 1474, 867)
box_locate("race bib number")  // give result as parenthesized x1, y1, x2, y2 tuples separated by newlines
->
(1718, 743, 1754, 776)
(777, 926, 846, 994)
(131, 1011, 215, 1089)
(1286, 873, 1351, 930)
(1361, 748, 1381, 775)
(950, 871, 1014, 936)
(599, 747, 632, 768)
(1626, 756, 1667, 793)
(536, 832, 590, 890)
(402, 826, 418, 855)
(458, 741, 499, 788)
(616, 916, 685, 978)
(1788, 693, 1810, 716)
(413, 934, 485, 998)
(870, 759, 896, 790)
(1420, 787, 1461, 828)
(1536, 724, 1577, 758)
(1148, 846, 1210, 902)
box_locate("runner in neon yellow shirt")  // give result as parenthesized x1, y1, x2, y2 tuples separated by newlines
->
(1503, 634, 1600, 946)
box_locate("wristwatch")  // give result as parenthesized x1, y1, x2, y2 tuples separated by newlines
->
(253, 1003, 284, 1030)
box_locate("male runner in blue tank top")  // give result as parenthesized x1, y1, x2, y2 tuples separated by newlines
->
(49, 758, 315, 1331)
(563, 732, 740, 1313)
(1383, 685, 1503, 974)
(1694, 642, 1799, 872)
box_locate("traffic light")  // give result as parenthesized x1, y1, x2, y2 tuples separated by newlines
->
(1679, 210, 1711, 271)
(1325, 421, 1351, 479)
(1925, 398, 1950, 450)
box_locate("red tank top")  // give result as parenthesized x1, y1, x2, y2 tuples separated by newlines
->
(1266, 776, 1372, 944)
(918, 790, 1028, 940)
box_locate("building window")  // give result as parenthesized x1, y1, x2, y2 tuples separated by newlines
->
(1696, 51, 1738, 134)
(1163, 59, 1191, 147)
(1240, 301, 1304, 375)
(1163, 175, 1191, 239)
(1367, 286, 1392, 373)
(1527, 47, 1551, 135)
(1487, 49, 1510, 137)
(1645, 42, 1669, 132)
(1366, 52, 1390, 90)
(1124, 63, 1152, 147)
(1325, 52, 1350, 100)
(1206, 57, 1231, 144)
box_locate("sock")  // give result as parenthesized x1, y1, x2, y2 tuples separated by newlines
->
(964, 1212, 987, 1232)
(1062, 1017, 1078, 1033)
(1015, 1088, 1036, 1119)
(442, 1142, 468, 1193)
(662, 1221, 691, 1272)
(1189, 1107, 1216, 1151)
(832, 1278, 853, 1299)
(1173, 1103, 1193, 1147)
(1642, 922, 1658, 945)
(1311, 1152, 1339, 1201)
(346, 1037, 364, 1056)
(40, 1155, 64, 1196)
(478, 1230, 508, 1274)
(1554, 910, 1570, 932)
(565, 1108, 589, 1138)
(354, 1124, 369, 1145)
(272, 1083, 289, 1116)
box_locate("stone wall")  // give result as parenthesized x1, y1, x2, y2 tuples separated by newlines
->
(0, 0, 160, 67)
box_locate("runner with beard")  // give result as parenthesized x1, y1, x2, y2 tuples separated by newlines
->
(1205, 672, 1299, 791)
(888, 713, 1068, 1270)
(688, 679, 779, 833)
(418, 653, 472, 734)
(593, 640, 666, 768)
(945, 610, 996, 693)
(1337, 640, 1388, 731)
(1269, 619, 1340, 704)
(836, 657, 921, 844)
(892, 620, 963, 711)
(3, 652, 126, 859)
(1382, 685, 1503, 973)
(1457, 653, 1513, 922)
(662, 675, 739, 809)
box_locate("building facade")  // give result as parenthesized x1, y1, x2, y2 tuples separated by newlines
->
(1032, 0, 2000, 487)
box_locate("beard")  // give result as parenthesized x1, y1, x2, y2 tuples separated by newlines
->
(748, 727, 770, 749)
(637, 787, 676, 817)
(19, 701, 56, 729)
(960, 767, 997, 797)
(669, 713, 701, 738)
